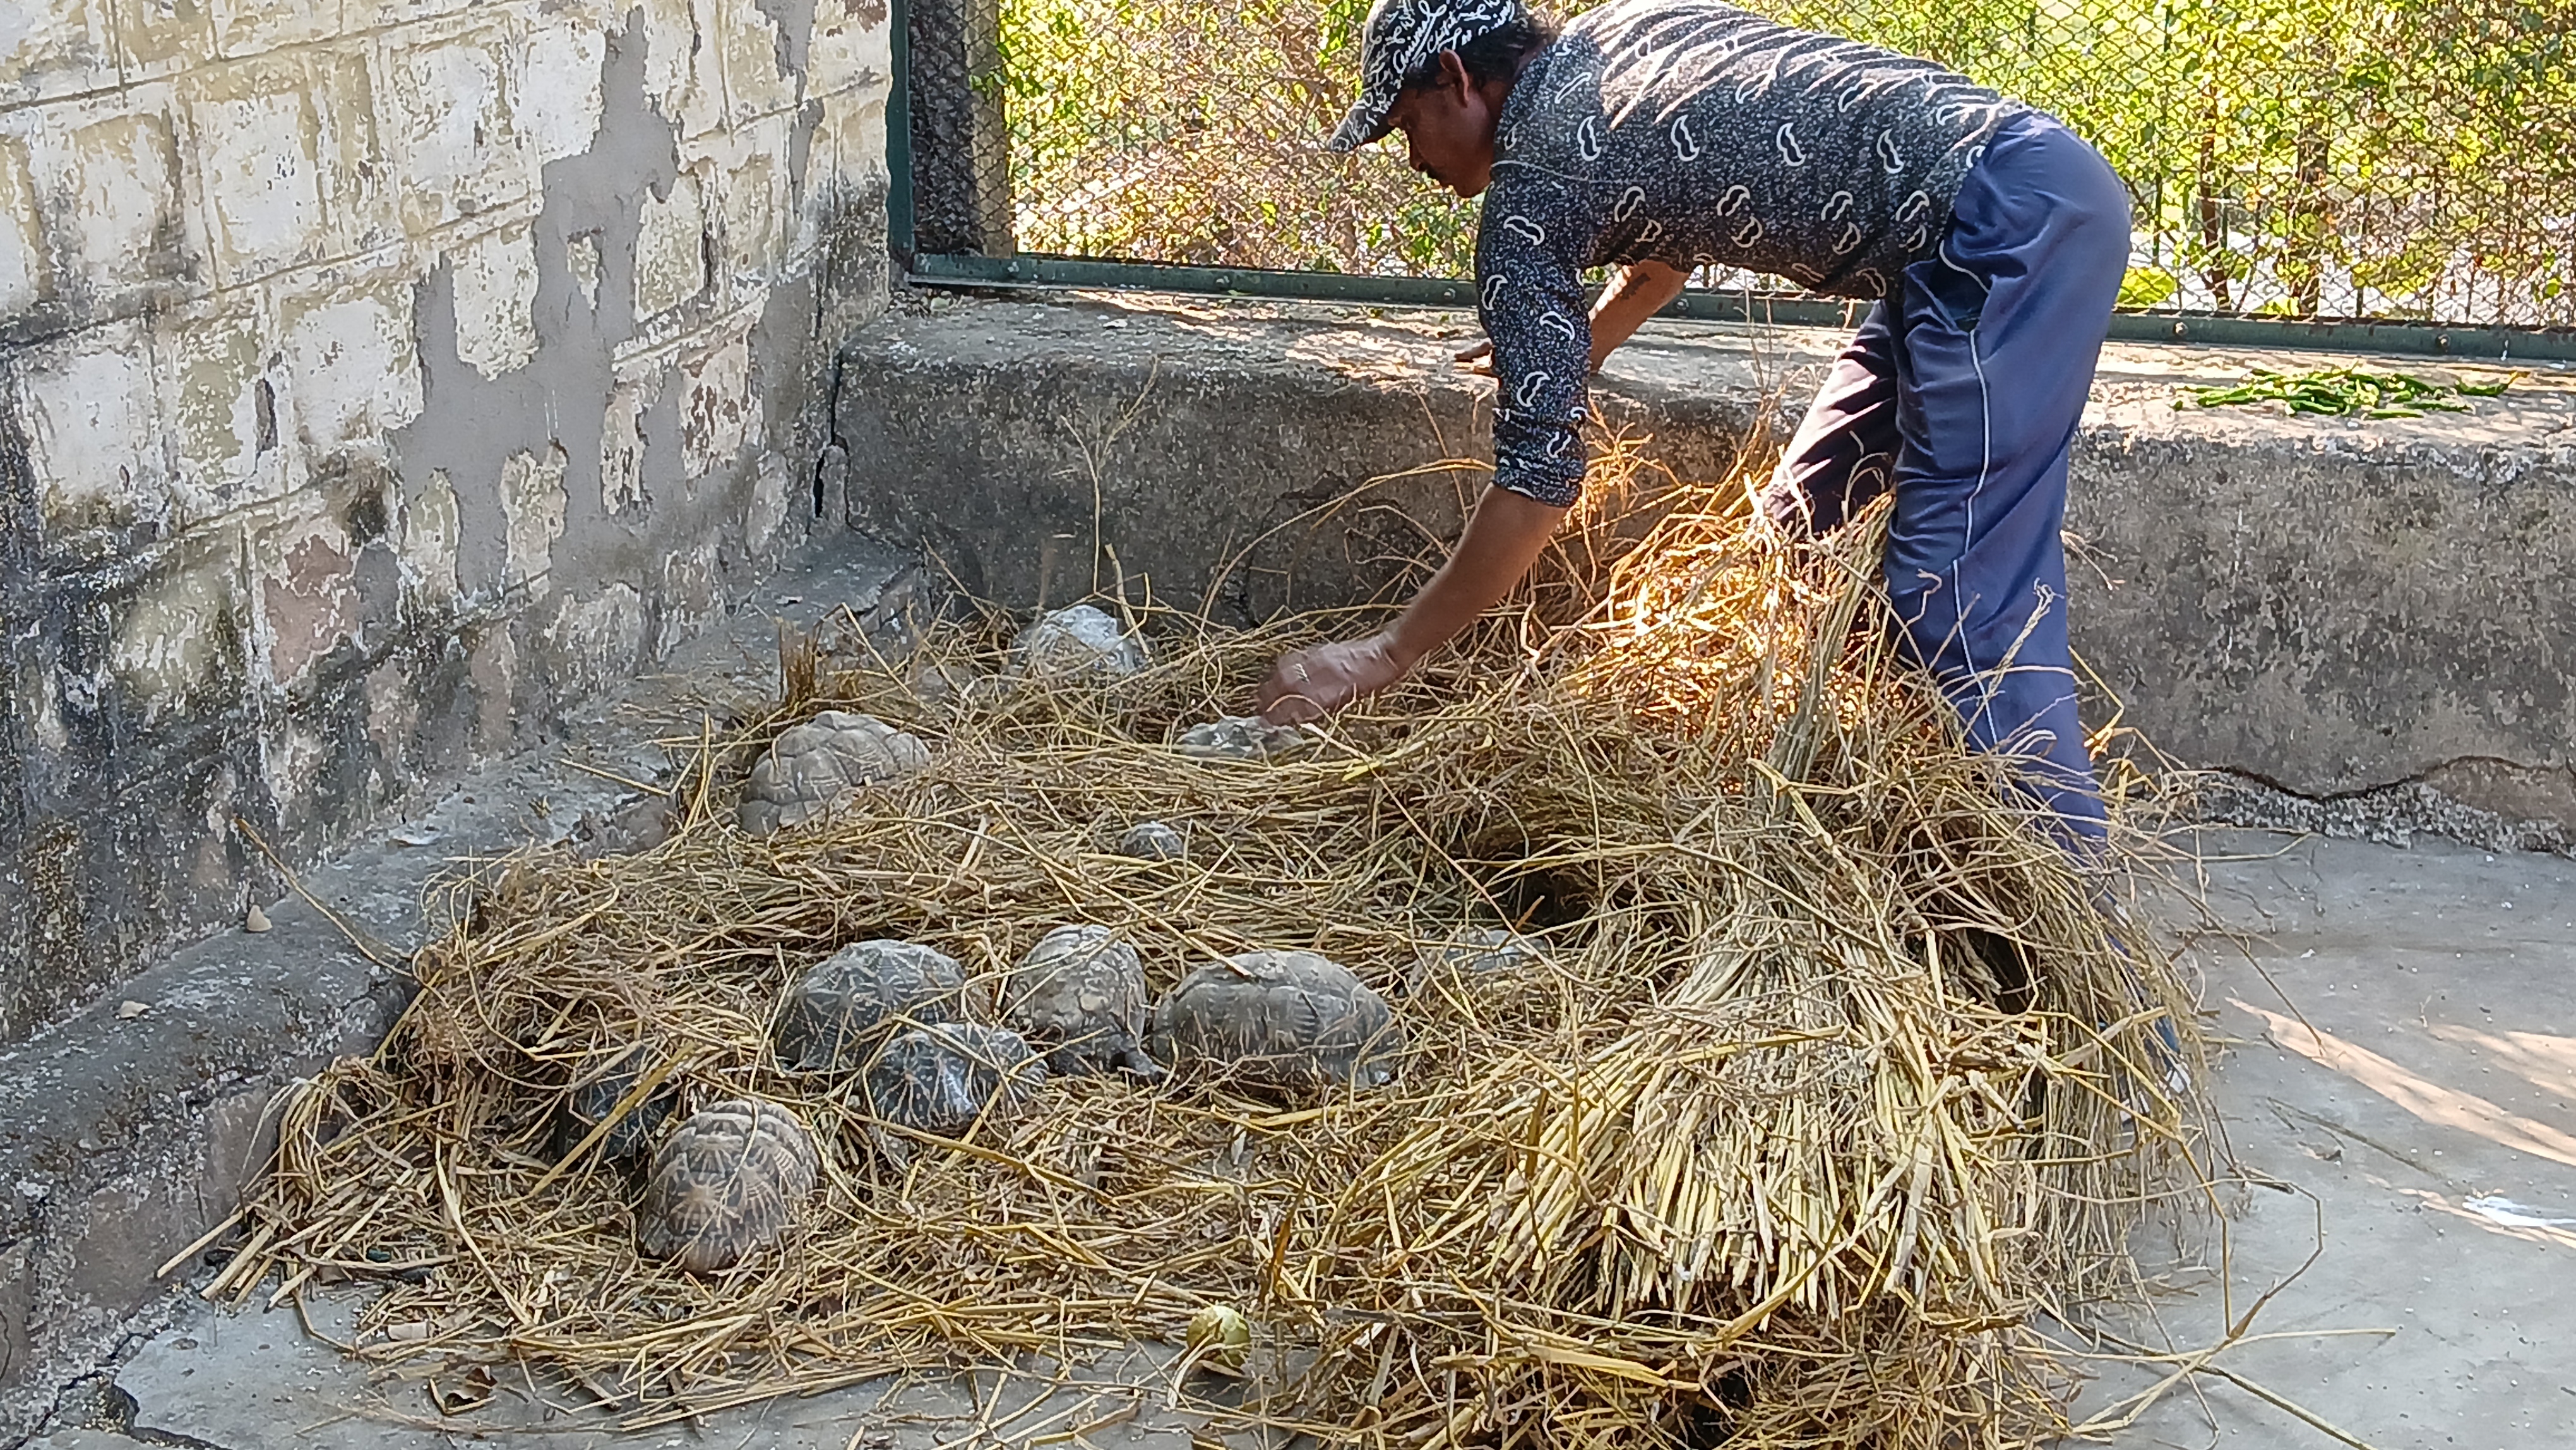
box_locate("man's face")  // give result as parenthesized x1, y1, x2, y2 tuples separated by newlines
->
(1385, 53, 1501, 197)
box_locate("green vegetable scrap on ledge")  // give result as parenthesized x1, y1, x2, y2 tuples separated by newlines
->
(2181, 365, 2522, 418)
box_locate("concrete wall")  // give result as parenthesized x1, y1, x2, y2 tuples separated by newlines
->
(0, 0, 897, 1044)
(835, 296, 2576, 842)
(2068, 426, 2576, 829)
(832, 299, 1757, 623)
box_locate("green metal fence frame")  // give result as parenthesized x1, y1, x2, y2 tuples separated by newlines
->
(888, 0, 915, 260)
(886, 0, 2576, 364)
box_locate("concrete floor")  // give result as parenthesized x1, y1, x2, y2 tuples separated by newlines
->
(2065, 828, 2576, 1449)
(88, 1299, 1233, 1450)
(24, 550, 2576, 1449)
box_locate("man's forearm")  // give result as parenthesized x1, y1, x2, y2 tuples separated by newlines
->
(1588, 261, 1691, 369)
(1383, 486, 1569, 665)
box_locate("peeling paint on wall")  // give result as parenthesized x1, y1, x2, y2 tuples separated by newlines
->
(451, 223, 541, 379)
(635, 170, 710, 323)
(520, 20, 611, 164)
(14, 319, 165, 537)
(602, 374, 659, 515)
(747, 448, 791, 554)
(258, 498, 362, 688)
(544, 580, 649, 696)
(681, 333, 755, 479)
(499, 443, 571, 598)
(400, 468, 462, 608)
(278, 282, 423, 452)
(110, 529, 243, 716)
(161, 303, 271, 520)
(0, 141, 45, 317)
(567, 230, 604, 311)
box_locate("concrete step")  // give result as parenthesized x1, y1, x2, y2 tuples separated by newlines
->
(71, 1294, 1234, 1450)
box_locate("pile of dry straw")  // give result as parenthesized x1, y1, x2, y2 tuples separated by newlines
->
(217, 453, 2203, 1449)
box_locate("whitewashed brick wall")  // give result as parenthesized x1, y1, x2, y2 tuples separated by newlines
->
(0, 0, 897, 1038)
(3, 0, 888, 557)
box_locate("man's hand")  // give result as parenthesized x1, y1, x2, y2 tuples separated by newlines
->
(1255, 633, 1415, 724)
(1252, 486, 1567, 727)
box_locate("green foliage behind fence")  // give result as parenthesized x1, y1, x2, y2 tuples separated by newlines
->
(994, 0, 2574, 326)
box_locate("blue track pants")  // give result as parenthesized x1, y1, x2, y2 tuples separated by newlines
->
(1759, 112, 2132, 845)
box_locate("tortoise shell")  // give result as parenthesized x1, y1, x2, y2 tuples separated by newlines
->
(1149, 950, 1404, 1096)
(773, 940, 970, 1074)
(1173, 716, 1309, 762)
(865, 1023, 1049, 1136)
(1014, 604, 1148, 681)
(1116, 820, 1188, 861)
(637, 1099, 818, 1274)
(1004, 925, 1164, 1079)
(738, 711, 930, 837)
(553, 1042, 676, 1163)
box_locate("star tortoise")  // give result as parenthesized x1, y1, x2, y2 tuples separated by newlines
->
(737, 710, 930, 837)
(1148, 950, 1404, 1097)
(637, 1099, 818, 1273)
(1013, 604, 1148, 682)
(1003, 925, 1164, 1079)
(1116, 820, 1187, 861)
(554, 1041, 676, 1163)
(865, 1022, 1049, 1135)
(773, 940, 970, 1074)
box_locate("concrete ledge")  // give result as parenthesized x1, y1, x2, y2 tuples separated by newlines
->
(831, 294, 1768, 622)
(834, 292, 2576, 837)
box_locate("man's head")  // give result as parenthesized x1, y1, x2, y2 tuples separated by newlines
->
(1328, 0, 1556, 197)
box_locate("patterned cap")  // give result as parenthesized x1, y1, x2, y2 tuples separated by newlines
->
(1327, 0, 1530, 153)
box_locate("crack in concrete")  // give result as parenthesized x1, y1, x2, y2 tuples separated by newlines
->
(2266, 1095, 2442, 1180)
(2210, 752, 2574, 806)
(100, 1383, 238, 1450)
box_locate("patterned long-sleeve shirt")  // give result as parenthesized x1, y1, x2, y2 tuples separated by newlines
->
(1480, 0, 2024, 505)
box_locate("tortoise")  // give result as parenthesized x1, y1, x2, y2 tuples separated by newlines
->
(573, 791, 676, 861)
(1116, 820, 1188, 862)
(1014, 604, 1148, 682)
(1003, 925, 1165, 1079)
(738, 710, 930, 837)
(1148, 950, 1405, 1096)
(773, 940, 970, 1074)
(552, 1042, 676, 1163)
(637, 1099, 819, 1274)
(1174, 716, 1310, 762)
(865, 1022, 1050, 1136)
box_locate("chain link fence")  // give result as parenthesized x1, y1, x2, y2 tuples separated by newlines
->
(909, 0, 1016, 255)
(971, 0, 2573, 328)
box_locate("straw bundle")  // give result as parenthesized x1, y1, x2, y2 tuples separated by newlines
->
(218, 467, 2198, 1448)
